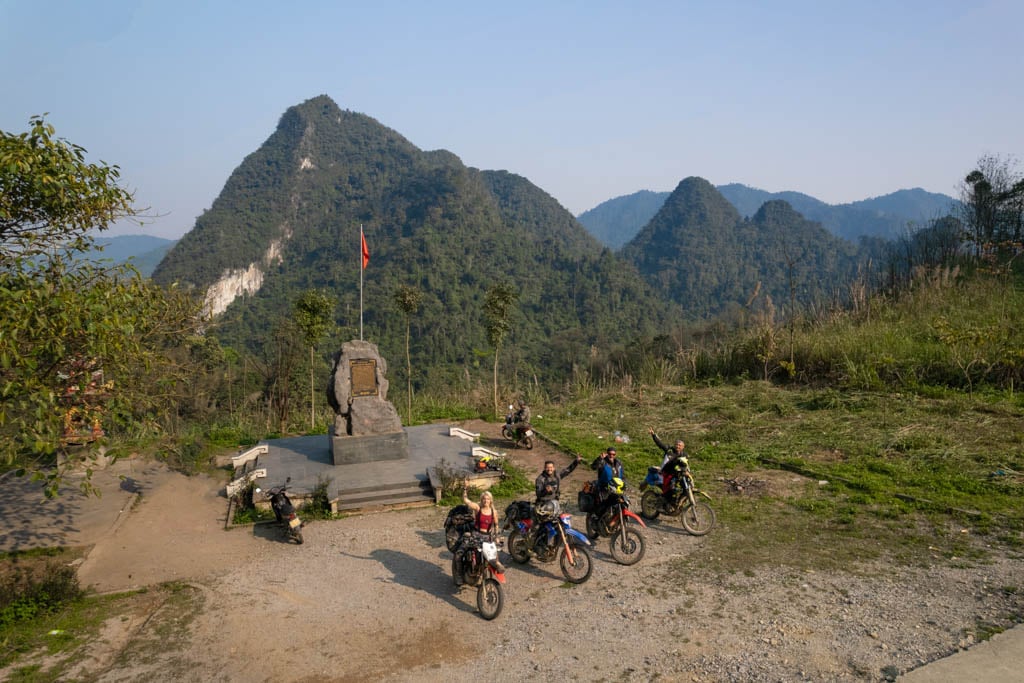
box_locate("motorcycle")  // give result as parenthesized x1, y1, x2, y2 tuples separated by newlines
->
(581, 481, 648, 565)
(255, 477, 304, 544)
(451, 532, 507, 620)
(501, 406, 535, 449)
(639, 459, 716, 535)
(504, 499, 593, 584)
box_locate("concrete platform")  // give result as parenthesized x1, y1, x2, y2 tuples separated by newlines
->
(256, 423, 487, 511)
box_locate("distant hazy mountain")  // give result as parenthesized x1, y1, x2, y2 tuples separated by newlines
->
(576, 190, 671, 250)
(619, 178, 862, 319)
(578, 185, 960, 248)
(81, 234, 176, 277)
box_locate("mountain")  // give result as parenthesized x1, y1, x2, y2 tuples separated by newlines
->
(153, 95, 671, 383)
(79, 234, 176, 277)
(578, 185, 961, 248)
(619, 178, 861, 320)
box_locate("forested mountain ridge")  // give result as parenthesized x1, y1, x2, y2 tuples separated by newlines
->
(618, 178, 862, 320)
(578, 185, 959, 249)
(153, 95, 672, 384)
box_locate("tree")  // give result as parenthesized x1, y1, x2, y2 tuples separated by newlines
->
(959, 155, 1024, 265)
(294, 290, 336, 430)
(483, 283, 519, 418)
(1, 115, 136, 261)
(0, 117, 203, 496)
(394, 284, 423, 424)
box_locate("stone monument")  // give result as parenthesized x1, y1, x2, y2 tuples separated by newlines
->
(326, 339, 408, 465)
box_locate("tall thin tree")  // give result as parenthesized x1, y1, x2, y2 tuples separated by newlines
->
(483, 283, 519, 419)
(294, 290, 336, 430)
(394, 284, 423, 424)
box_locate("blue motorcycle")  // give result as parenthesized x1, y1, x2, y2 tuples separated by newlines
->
(504, 499, 593, 584)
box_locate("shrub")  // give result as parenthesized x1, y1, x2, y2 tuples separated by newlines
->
(0, 561, 82, 627)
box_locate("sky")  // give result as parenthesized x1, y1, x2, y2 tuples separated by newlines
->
(2, 0, 1022, 239)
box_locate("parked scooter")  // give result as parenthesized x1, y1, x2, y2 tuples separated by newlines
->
(255, 477, 304, 544)
(501, 406, 535, 449)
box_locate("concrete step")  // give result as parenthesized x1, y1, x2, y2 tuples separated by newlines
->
(334, 480, 433, 511)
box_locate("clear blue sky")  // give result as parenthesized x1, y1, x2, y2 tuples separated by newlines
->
(3, 0, 1021, 238)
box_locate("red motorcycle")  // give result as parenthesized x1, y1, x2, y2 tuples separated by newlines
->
(451, 533, 507, 620)
(581, 479, 647, 565)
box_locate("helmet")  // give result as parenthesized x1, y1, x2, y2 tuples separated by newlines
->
(536, 499, 560, 520)
(609, 477, 625, 495)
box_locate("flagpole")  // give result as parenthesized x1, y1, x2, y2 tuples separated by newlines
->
(359, 224, 364, 341)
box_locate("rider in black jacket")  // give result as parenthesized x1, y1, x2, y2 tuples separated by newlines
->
(535, 456, 582, 502)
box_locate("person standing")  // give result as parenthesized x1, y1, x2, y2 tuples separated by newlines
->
(535, 455, 582, 502)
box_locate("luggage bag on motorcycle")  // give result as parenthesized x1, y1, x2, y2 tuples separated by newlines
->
(445, 505, 475, 535)
(577, 480, 596, 513)
(504, 500, 533, 523)
(445, 504, 477, 551)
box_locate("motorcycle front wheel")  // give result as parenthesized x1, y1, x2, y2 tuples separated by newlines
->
(558, 543, 593, 584)
(680, 500, 716, 536)
(610, 527, 646, 566)
(640, 490, 661, 520)
(507, 530, 530, 564)
(477, 578, 504, 620)
(501, 426, 515, 440)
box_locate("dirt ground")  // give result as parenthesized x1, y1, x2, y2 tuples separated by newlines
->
(3, 421, 1023, 682)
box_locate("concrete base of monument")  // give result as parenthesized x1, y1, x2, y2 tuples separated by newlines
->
(247, 424, 482, 513)
(329, 427, 408, 465)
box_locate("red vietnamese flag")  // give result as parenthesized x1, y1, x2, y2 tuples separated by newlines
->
(361, 229, 370, 269)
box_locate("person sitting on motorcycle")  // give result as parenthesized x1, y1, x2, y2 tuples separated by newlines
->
(513, 400, 531, 429)
(592, 447, 625, 526)
(535, 456, 582, 503)
(453, 487, 499, 586)
(649, 427, 688, 500)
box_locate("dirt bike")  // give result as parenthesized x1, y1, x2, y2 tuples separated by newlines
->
(581, 484, 647, 565)
(451, 532, 507, 620)
(255, 477, 304, 544)
(504, 499, 593, 584)
(501, 407, 535, 449)
(639, 460, 716, 535)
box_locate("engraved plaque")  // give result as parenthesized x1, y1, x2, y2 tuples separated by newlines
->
(350, 359, 378, 397)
